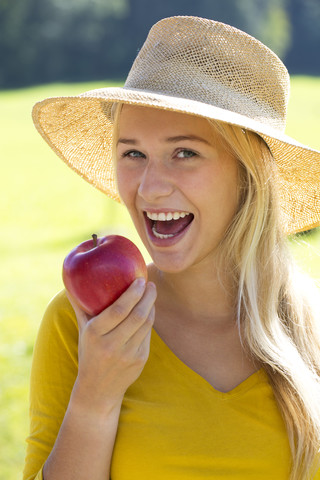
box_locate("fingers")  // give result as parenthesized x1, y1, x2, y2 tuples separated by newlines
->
(66, 277, 157, 343)
(103, 277, 147, 330)
(113, 283, 156, 342)
(125, 305, 155, 353)
(69, 280, 157, 406)
(92, 279, 156, 337)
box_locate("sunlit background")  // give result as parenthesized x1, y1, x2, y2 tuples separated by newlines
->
(0, 1, 320, 478)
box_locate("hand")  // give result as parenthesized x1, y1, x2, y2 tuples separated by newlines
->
(67, 278, 157, 416)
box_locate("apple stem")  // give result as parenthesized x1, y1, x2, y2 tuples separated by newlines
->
(92, 234, 98, 247)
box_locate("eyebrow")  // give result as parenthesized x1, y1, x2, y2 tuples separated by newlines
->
(117, 135, 211, 146)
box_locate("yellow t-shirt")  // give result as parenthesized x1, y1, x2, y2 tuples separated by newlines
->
(23, 290, 317, 479)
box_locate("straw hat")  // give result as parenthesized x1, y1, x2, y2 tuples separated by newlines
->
(32, 16, 320, 234)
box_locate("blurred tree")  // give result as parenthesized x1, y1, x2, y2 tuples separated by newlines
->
(0, 0, 129, 87)
(0, 0, 33, 85)
(0, 0, 318, 88)
(285, 0, 320, 74)
(118, 0, 291, 79)
(237, 0, 291, 58)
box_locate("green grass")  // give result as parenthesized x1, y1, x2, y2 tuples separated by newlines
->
(0, 77, 320, 479)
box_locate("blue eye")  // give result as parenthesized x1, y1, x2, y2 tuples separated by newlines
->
(176, 149, 196, 159)
(123, 150, 146, 159)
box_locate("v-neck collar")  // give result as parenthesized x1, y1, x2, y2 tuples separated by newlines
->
(151, 327, 267, 399)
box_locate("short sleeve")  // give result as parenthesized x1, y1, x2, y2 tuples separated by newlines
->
(23, 290, 79, 480)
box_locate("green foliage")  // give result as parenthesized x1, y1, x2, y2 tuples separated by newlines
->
(235, 0, 291, 57)
(258, 3, 291, 57)
(285, 76, 320, 147)
(0, 0, 318, 88)
(0, 78, 319, 479)
(0, 81, 148, 479)
(285, 0, 320, 74)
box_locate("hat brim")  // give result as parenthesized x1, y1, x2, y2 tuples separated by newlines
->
(32, 87, 320, 234)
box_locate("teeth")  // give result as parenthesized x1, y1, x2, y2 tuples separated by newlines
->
(152, 225, 175, 239)
(146, 211, 192, 240)
(146, 211, 190, 221)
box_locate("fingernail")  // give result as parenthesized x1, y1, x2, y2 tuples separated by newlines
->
(135, 277, 146, 290)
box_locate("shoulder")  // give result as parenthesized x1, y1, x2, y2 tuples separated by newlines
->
(34, 289, 79, 361)
(43, 288, 76, 319)
(41, 289, 78, 330)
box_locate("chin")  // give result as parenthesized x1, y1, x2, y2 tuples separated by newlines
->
(148, 249, 197, 275)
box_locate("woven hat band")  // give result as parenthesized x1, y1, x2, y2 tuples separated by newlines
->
(125, 16, 289, 132)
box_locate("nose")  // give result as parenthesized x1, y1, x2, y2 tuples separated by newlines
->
(138, 160, 174, 202)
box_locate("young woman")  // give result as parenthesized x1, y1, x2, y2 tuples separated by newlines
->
(24, 16, 320, 480)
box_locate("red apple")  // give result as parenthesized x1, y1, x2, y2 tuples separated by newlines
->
(62, 234, 147, 316)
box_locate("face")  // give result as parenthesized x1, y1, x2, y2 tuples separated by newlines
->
(115, 105, 239, 274)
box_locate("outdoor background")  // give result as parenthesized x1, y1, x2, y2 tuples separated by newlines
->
(0, 0, 320, 479)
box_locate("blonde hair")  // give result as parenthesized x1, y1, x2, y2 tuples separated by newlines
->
(111, 103, 320, 478)
(212, 120, 320, 479)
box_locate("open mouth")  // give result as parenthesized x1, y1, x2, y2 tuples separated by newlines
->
(144, 211, 194, 240)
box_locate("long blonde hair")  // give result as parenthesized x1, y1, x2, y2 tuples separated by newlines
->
(111, 103, 320, 477)
(212, 120, 320, 479)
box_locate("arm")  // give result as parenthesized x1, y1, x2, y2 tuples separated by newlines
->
(24, 278, 156, 480)
(42, 388, 122, 480)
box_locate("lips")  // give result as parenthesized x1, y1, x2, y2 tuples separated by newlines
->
(143, 210, 194, 241)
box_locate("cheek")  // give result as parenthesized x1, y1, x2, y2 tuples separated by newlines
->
(115, 165, 136, 207)
(201, 161, 239, 219)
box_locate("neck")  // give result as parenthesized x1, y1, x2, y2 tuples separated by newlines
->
(149, 258, 237, 330)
